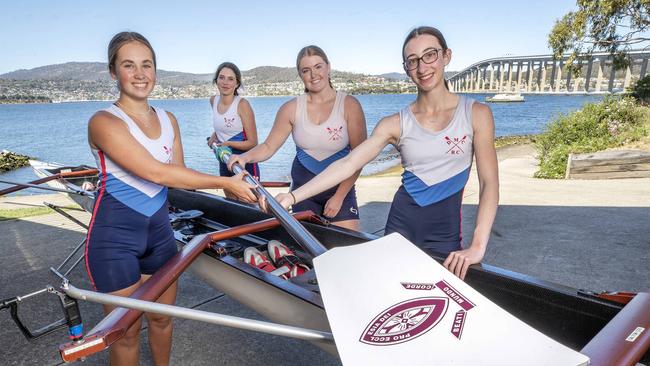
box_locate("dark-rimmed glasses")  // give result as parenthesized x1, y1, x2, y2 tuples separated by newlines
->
(403, 48, 443, 71)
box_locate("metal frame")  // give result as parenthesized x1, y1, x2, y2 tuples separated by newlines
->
(57, 211, 325, 362)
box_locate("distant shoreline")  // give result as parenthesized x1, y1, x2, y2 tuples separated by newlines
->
(0, 99, 52, 104)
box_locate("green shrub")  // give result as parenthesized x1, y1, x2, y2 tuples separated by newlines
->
(534, 96, 648, 178)
(631, 75, 650, 104)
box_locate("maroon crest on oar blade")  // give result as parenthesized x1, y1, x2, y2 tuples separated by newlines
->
(360, 297, 448, 346)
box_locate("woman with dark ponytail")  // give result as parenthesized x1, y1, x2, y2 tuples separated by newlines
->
(207, 62, 261, 198)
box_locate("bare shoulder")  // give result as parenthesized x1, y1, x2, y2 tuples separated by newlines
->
(471, 100, 493, 120)
(165, 111, 180, 128)
(344, 94, 363, 110)
(368, 112, 400, 145)
(238, 97, 252, 109)
(375, 112, 400, 134)
(87, 110, 128, 149)
(469, 101, 495, 139)
(277, 97, 297, 116)
(88, 110, 123, 130)
(378, 112, 400, 126)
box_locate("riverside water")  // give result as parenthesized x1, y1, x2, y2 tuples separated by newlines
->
(0, 93, 602, 193)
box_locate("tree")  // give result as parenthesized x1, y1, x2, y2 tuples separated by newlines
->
(548, 0, 650, 72)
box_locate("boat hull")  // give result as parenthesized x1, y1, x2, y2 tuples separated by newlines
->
(28, 161, 650, 362)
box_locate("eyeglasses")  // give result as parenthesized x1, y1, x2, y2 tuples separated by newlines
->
(403, 48, 443, 71)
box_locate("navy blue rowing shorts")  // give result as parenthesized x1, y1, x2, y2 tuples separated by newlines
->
(290, 157, 359, 222)
(219, 147, 260, 180)
(385, 185, 463, 256)
(85, 193, 178, 293)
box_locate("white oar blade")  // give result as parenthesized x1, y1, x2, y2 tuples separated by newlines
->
(314, 233, 589, 366)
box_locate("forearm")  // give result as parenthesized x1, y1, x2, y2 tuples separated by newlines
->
(470, 181, 499, 249)
(225, 140, 256, 152)
(331, 169, 361, 200)
(151, 163, 229, 190)
(242, 142, 276, 163)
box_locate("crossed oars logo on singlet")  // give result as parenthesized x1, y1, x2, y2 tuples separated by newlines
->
(445, 135, 467, 155)
(326, 126, 344, 141)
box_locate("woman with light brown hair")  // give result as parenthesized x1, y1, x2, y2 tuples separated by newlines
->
(228, 45, 367, 231)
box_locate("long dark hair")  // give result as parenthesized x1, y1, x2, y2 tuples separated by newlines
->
(402, 26, 449, 90)
(108, 32, 157, 73)
(213, 62, 242, 96)
(296, 45, 334, 93)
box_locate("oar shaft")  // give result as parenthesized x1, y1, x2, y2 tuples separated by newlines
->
(214, 145, 327, 257)
(0, 169, 97, 196)
(0, 179, 89, 196)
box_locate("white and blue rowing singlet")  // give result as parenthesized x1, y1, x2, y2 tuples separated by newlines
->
(292, 91, 350, 174)
(213, 96, 247, 143)
(397, 96, 475, 207)
(91, 104, 175, 217)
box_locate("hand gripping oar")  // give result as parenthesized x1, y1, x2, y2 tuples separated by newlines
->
(205, 137, 289, 188)
(212, 144, 327, 257)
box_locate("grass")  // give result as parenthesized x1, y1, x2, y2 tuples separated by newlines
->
(495, 135, 535, 149)
(0, 205, 80, 222)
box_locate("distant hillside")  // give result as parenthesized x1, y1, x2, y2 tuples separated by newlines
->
(0, 62, 417, 101)
(380, 72, 408, 80)
(0, 62, 212, 86)
(1, 62, 110, 81)
(1, 62, 389, 85)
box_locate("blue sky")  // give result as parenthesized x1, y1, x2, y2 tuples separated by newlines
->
(0, 0, 578, 75)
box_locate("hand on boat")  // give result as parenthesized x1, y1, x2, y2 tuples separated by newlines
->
(323, 195, 343, 218)
(442, 244, 486, 280)
(275, 193, 294, 210)
(225, 172, 257, 203)
(227, 154, 250, 172)
(81, 181, 96, 191)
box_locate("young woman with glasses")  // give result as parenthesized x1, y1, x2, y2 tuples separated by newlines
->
(228, 45, 367, 231)
(273, 27, 499, 280)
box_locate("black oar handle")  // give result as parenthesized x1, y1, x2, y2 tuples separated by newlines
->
(212, 144, 327, 257)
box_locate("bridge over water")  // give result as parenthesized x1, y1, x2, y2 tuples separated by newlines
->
(448, 50, 650, 94)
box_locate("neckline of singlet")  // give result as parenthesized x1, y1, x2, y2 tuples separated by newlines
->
(304, 91, 340, 127)
(112, 104, 164, 142)
(406, 96, 464, 136)
(215, 96, 238, 115)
